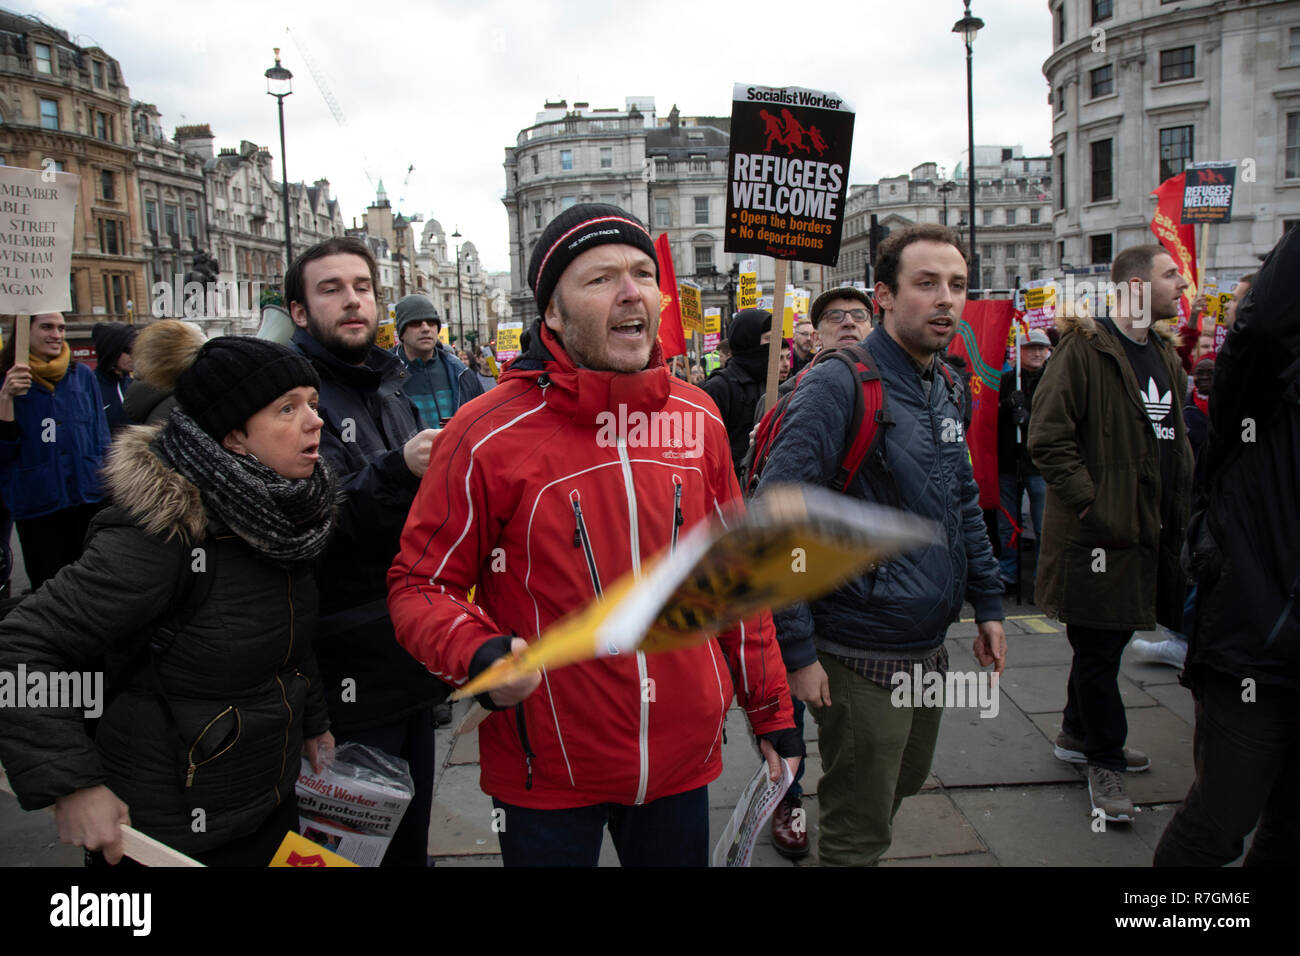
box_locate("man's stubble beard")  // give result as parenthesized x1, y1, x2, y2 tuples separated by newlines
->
(553, 292, 659, 372)
(305, 307, 375, 364)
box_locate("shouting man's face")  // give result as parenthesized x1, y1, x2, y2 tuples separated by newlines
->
(544, 244, 661, 372)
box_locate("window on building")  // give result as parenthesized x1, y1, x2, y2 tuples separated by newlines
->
(34, 42, 52, 74)
(164, 203, 179, 237)
(1005, 207, 1017, 225)
(1090, 64, 1114, 98)
(93, 60, 105, 88)
(560, 195, 576, 210)
(99, 219, 121, 255)
(560, 149, 573, 171)
(1091, 139, 1114, 201)
(1006, 243, 1018, 260)
(39, 98, 59, 130)
(531, 154, 539, 174)
(1287, 113, 1300, 180)
(979, 244, 992, 261)
(982, 208, 993, 226)
(1290, 27, 1300, 65)
(600, 147, 613, 169)
(1057, 154, 1067, 210)
(1055, 86, 1065, 115)
(982, 268, 994, 289)
(99, 169, 115, 201)
(600, 193, 616, 205)
(1160, 46, 1195, 82)
(186, 207, 198, 239)
(532, 200, 542, 228)
(1054, 4, 1065, 46)
(144, 200, 157, 234)
(694, 244, 714, 273)
(1090, 234, 1113, 264)
(95, 111, 109, 140)
(1159, 125, 1193, 182)
(1030, 242, 1042, 259)
(1057, 240, 1066, 265)
(1092, 0, 1112, 23)
(694, 196, 709, 225)
(654, 197, 670, 228)
(1030, 206, 1042, 224)
(233, 187, 242, 202)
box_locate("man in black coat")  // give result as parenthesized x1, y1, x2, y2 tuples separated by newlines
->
(287, 237, 446, 867)
(702, 308, 771, 480)
(1155, 225, 1300, 866)
(91, 321, 136, 433)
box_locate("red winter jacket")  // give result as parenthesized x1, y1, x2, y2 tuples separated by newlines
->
(388, 323, 795, 809)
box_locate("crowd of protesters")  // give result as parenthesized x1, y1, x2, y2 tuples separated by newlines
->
(0, 205, 1294, 868)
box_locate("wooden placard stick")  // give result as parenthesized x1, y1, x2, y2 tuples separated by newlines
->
(765, 259, 788, 412)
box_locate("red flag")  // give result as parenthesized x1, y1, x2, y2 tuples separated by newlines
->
(947, 299, 1015, 508)
(654, 234, 687, 358)
(1150, 172, 1198, 319)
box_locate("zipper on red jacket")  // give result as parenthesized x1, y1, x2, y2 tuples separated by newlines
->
(671, 475, 684, 552)
(514, 704, 535, 791)
(570, 490, 603, 596)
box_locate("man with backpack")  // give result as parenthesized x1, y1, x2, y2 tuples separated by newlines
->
(752, 226, 1006, 866)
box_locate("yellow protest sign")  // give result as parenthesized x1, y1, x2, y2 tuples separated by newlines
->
(375, 303, 397, 350)
(269, 831, 359, 867)
(737, 259, 758, 310)
(679, 281, 704, 334)
(496, 321, 524, 362)
(451, 485, 935, 701)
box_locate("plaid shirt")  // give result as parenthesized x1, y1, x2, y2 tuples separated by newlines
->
(829, 644, 949, 691)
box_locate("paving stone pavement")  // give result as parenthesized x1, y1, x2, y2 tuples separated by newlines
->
(0, 602, 1240, 868)
(425, 604, 1219, 868)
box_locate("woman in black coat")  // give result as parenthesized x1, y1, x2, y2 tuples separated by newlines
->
(0, 337, 338, 866)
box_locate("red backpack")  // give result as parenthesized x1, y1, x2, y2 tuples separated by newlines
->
(744, 341, 963, 497)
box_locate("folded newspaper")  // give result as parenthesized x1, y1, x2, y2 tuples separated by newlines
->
(452, 483, 938, 701)
(712, 760, 795, 867)
(295, 742, 414, 867)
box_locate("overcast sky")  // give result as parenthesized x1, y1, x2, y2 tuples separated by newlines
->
(30, 0, 1054, 272)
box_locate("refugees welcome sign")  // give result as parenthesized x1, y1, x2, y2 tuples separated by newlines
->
(725, 84, 854, 266)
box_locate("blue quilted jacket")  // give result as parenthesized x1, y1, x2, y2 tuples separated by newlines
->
(756, 327, 1004, 669)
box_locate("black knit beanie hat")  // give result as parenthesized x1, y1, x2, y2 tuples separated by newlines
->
(527, 203, 658, 317)
(175, 336, 320, 440)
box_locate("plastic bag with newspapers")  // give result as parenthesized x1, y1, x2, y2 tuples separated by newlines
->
(295, 742, 414, 866)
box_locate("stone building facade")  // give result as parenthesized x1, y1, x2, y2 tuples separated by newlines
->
(0, 10, 146, 338)
(1044, 0, 1300, 279)
(132, 105, 208, 290)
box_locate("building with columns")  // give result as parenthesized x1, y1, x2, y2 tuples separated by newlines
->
(1044, 0, 1300, 281)
(132, 104, 208, 290)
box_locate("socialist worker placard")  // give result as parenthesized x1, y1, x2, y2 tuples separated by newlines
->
(724, 84, 855, 266)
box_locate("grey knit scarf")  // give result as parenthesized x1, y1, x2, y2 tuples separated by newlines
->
(159, 408, 336, 566)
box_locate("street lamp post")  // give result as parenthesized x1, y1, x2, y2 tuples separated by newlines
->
(939, 180, 956, 226)
(265, 49, 293, 272)
(953, 2, 983, 295)
(451, 226, 464, 348)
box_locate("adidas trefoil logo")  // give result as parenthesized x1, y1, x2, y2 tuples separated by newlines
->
(1142, 378, 1172, 423)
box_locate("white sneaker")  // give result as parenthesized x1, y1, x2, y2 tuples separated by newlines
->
(1130, 636, 1187, 668)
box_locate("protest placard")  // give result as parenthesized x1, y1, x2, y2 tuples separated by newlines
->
(679, 280, 703, 335)
(0, 165, 79, 315)
(737, 258, 757, 310)
(704, 308, 721, 353)
(496, 321, 523, 363)
(725, 84, 854, 267)
(1181, 161, 1236, 224)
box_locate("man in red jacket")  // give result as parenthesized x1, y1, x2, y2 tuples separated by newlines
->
(388, 204, 801, 866)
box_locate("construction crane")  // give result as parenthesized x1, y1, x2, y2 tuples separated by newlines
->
(286, 27, 380, 191)
(396, 164, 415, 217)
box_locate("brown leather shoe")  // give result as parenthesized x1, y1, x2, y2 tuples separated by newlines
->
(770, 794, 808, 859)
